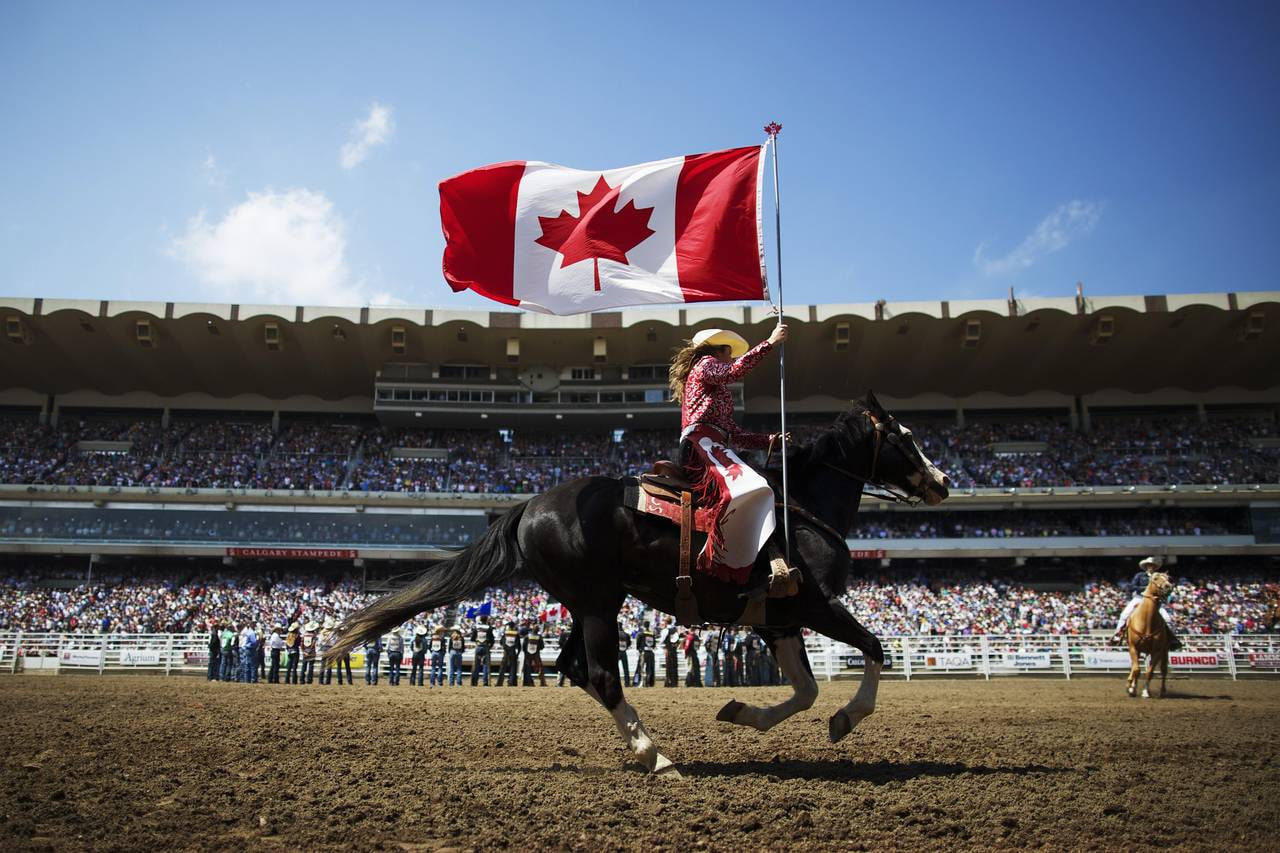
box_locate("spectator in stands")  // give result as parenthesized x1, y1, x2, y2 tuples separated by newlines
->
(635, 622, 656, 688)
(332, 618, 354, 685)
(556, 623, 572, 687)
(703, 629, 720, 687)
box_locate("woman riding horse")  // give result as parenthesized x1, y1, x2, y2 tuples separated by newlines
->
(668, 323, 795, 595)
(327, 394, 950, 775)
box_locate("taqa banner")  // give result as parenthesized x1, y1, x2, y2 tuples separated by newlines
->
(1248, 652, 1280, 669)
(924, 651, 973, 669)
(226, 547, 358, 560)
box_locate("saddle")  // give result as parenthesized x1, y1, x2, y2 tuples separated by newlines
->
(624, 460, 801, 627)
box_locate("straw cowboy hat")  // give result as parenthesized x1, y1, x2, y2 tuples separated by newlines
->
(1139, 556, 1164, 571)
(414, 625, 428, 635)
(323, 616, 335, 629)
(434, 625, 446, 633)
(288, 622, 300, 632)
(305, 620, 320, 632)
(690, 328, 749, 358)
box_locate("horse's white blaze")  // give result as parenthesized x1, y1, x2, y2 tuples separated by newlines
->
(721, 636, 818, 732)
(840, 659, 882, 730)
(609, 701, 679, 776)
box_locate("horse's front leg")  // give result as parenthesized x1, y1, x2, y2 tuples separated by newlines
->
(1127, 646, 1139, 697)
(802, 595, 886, 744)
(716, 630, 817, 732)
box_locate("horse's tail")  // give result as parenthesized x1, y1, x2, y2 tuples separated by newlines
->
(325, 503, 528, 661)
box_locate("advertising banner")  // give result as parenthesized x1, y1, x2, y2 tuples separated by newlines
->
(1082, 649, 1132, 668)
(924, 651, 973, 669)
(59, 648, 103, 666)
(120, 648, 162, 666)
(225, 547, 359, 560)
(1170, 652, 1220, 668)
(1248, 652, 1280, 669)
(849, 549, 886, 559)
(998, 652, 1053, 669)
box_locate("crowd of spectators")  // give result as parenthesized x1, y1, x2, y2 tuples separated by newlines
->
(1, 410, 1277, 492)
(849, 508, 1250, 539)
(2, 565, 1273, 637)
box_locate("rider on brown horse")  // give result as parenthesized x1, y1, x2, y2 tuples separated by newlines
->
(668, 323, 797, 596)
(1111, 556, 1182, 651)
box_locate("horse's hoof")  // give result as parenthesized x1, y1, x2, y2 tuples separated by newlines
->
(1141, 689, 1150, 699)
(828, 709, 853, 743)
(716, 700, 745, 723)
(653, 755, 682, 779)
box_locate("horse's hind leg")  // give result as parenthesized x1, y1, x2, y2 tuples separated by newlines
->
(578, 612, 680, 777)
(716, 628, 817, 732)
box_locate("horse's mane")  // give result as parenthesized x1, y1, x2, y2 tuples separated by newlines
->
(764, 401, 872, 480)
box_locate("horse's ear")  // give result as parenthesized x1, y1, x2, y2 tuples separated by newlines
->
(865, 389, 883, 413)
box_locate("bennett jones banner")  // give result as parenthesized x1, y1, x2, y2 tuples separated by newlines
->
(998, 652, 1053, 669)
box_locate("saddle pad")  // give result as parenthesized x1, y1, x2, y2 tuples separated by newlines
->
(623, 477, 714, 532)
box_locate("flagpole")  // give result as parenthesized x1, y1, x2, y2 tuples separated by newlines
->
(764, 121, 791, 563)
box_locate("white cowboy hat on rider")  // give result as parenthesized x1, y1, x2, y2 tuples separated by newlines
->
(1139, 556, 1164, 571)
(690, 328, 750, 358)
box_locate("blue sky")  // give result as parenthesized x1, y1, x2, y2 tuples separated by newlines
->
(1, 1, 1277, 310)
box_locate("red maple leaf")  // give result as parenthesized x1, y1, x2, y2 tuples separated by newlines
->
(535, 175, 655, 291)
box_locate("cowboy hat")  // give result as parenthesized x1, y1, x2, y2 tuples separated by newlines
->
(322, 616, 335, 629)
(433, 625, 445, 633)
(413, 625, 428, 635)
(690, 328, 749, 358)
(1139, 556, 1164, 570)
(288, 622, 300, 631)
(305, 620, 320, 632)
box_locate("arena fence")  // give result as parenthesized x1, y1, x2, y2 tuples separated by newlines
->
(3, 631, 1279, 681)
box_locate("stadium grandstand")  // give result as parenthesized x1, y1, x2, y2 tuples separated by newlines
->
(1, 289, 1278, 668)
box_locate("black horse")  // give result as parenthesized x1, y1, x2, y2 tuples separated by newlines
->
(329, 393, 950, 775)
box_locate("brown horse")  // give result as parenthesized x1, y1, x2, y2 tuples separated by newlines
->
(1125, 571, 1175, 698)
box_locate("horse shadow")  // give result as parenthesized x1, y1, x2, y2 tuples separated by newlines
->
(675, 758, 1075, 783)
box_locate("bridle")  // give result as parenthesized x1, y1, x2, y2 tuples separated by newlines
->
(819, 412, 936, 506)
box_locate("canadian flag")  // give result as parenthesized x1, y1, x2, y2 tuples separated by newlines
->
(440, 145, 768, 315)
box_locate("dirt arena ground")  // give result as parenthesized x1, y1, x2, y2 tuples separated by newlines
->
(1, 675, 1278, 852)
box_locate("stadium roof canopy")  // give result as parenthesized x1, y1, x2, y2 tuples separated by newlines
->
(1, 291, 1277, 424)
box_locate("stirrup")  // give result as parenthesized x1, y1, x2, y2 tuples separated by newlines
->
(766, 545, 801, 598)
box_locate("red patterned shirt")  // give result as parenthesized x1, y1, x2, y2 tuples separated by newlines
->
(680, 341, 774, 450)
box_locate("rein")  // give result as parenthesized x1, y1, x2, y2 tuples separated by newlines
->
(817, 413, 929, 506)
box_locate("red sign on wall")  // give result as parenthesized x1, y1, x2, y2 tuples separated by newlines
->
(226, 547, 358, 560)
(849, 549, 887, 559)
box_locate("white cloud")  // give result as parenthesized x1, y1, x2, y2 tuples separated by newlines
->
(340, 102, 394, 169)
(201, 153, 225, 188)
(974, 200, 1103, 276)
(169, 188, 377, 306)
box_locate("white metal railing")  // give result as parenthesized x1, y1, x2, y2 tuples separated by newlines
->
(3, 631, 1278, 682)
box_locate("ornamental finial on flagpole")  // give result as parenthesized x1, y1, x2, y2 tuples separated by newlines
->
(763, 121, 782, 138)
